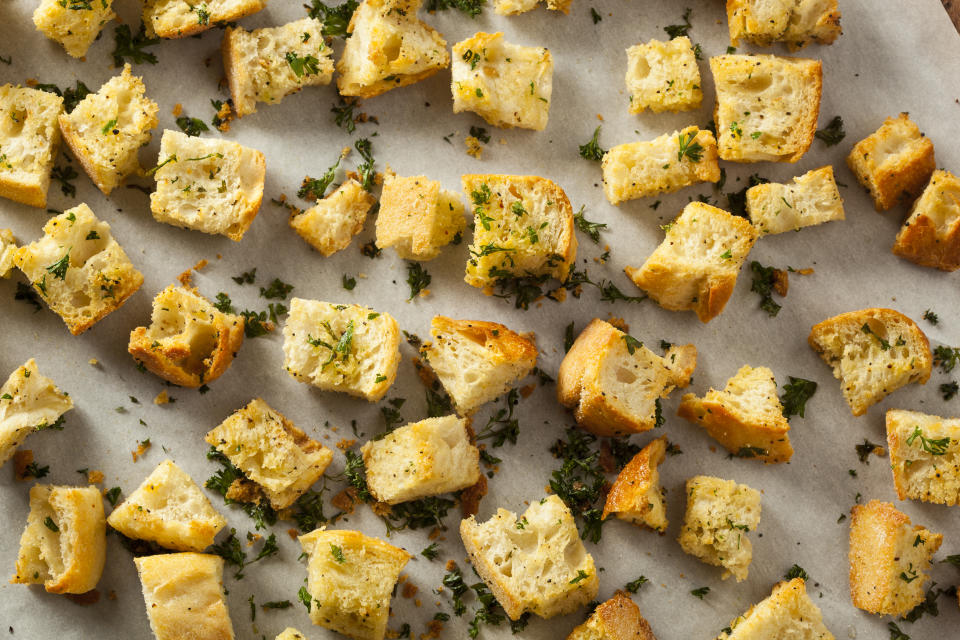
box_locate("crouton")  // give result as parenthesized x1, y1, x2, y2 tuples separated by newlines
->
(747, 165, 844, 235)
(289, 178, 376, 256)
(0, 229, 16, 277)
(717, 578, 834, 640)
(276, 631, 306, 640)
(0, 85, 63, 208)
(375, 169, 466, 260)
(143, 0, 266, 39)
(892, 169, 960, 271)
(494, 0, 570, 15)
(886, 409, 960, 506)
(602, 436, 669, 532)
(726, 0, 842, 51)
(33, 0, 116, 58)
(0, 359, 73, 469)
(567, 592, 656, 640)
(626, 36, 702, 114)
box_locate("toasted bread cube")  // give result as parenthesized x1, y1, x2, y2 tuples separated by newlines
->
(717, 578, 834, 640)
(0, 85, 63, 208)
(710, 54, 822, 163)
(12, 484, 105, 594)
(282, 299, 401, 402)
(134, 553, 235, 640)
(298, 528, 411, 640)
(602, 127, 720, 205)
(0, 229, 16, 277)
(106, 460, 227, 551)
(206, 398, 334, 510)
(361, 415, 480, 504)
(625, 202, 758, 323)
(886, 409, 960, 506)
(462, 174, 576, 290)
(567, 592, 656, 640)
(375, 170, 466, 260)
(143, 0, 266, 39)
(337, 0, 448, 99)
(626, 37, 702, 114)
(726, 0, 841, 51)
(893, 169, 960, 271)
(678, 365, 793, 463)
(276, 630, 307, 640)
(602, 436, 669, 532)
(848, 113, 936, 212)
(849, 500, 942, 616)
(289, 179, 376, 256)
(747, 166, 844, 235)
(452, 32, 552, 131)
(421, 316, 537, 415)
(0, 359, 73, 468)
(808, 308, 931, 416)
(558, 319, 696, 436)
(33, 0, 116, 58)
(460, 495, 598, 620)
(14, 204, 143, 334)
(59, 64, 159, 195)
(678, 475, 761, 582)
(223, 18, 334, 118)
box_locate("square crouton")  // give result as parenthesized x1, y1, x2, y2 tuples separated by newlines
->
(494, 0, 570, 14)
(282, 299, 401, 402)
(558, 318, 696, 436)
(849, 500, 943, 616)
(421, 316, 537, 415)
(847, 113, 936, 211)
(205, 398, 334, 510)
(0, 85, 63, 208)
(134, 553, 235, 640)
(893, 169, 960, 271)
(747, 165, 844, 235)
(375, 169, 466, 260)
(462, 174, 577, 291)
(337, 0, 448, 99)
(626, 36, 702, 114)
(289, 178, 376, 256)
(223, 17, 334, 118)
(601, 126, 720, 205)
(14, 204, 144, 334)
(452, 32, 552, 131)
(625, 202, 758, 323)
(460, 495, 598, 620)
(12, 484, 105, 594)
(886, 409, 960, 506)
(602, 436, 669, 532)
(0, 229, 17, 277)
(128, 285, 245, 388)
(678, 365, 793, 463)
(298, 528, 411, 640)
(143, 0, 266, 39)
(726, 0, 842, 51)
(717, 578, 834, 640)
(808, 308, 931, 416)
(107, 459, 227, 552)
(150, 129, 266, 241)
(33, 0, 116, 58)
(59, 64, 159, 195)
(361, 415, 480, 504)
(678, 475, 761, 582)
(0, 359, 73, 468)
(567, 592, 656, 640)
(710, 54, 822, 163)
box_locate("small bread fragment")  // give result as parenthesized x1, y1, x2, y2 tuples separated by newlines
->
(892, 169, 960, 271)
(134, 553, 235, 640)
(375, 169, 466, 260)
(848, 500, 942, 617)
(726, 0, 842, 51)
(0, 359, 73, 468)
(602, 126, 720, 205)
(0, 85, 63, 208)
(625, 202, 758, 323)
(494, 0, 570, 15)
(420, 316, 537, 415)
(282, 298, 401, 402)
(361, 415, 480, 504)
(460, 495, 598, 620)
(452, 32, 553, 131)
(58, 64, 159, 195)
(14, 204, 143, 334)
(808, 308, 931, 416)
(847, 113, 936, 212)
(678, 365, 793, 463)
(886, 409, 960, 506)
(678, 475, 761, 582)
(143, 0, 266, 39)
(602, 436, 669, 532)
(558, 319, 696, 436)
(276, 630, 307, 640)
(747, 165, 844, 235)
(289, 178, 376, 256)
(709, 54, 822, 163)
(205, 398, 334, 510)
(566, 592, 656, 640)
(128, 285, 245, 388)
(717, 578, 835, 640)
(12, 484, 105, 594)
(298, 528, 411, 640)
(33, 0, 116, 58)
(626, 36, 702, 114)
(0, 229, 17, 277)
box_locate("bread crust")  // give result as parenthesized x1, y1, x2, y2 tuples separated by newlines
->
(602, 436, 668, 532)
(567, 592, 656, 640)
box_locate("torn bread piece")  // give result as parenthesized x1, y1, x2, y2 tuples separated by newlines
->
(747, 165, 844, 235)
(289, 178, 376, 256)
(726, 0, 842, 51)
(0, 229, 17, 277)
(567, 592, 656, 640)
(33, 0, 116, 58)
(143, 0, 266, 39)
(602, 436, 669, 532)
(0, 359, 73, 468)
(626, 36, 702, 114)
(886, 409, 960, 506)
(717, 577, 835, 640)
(375, 169, 466, 260)
(0, 85, 63, 208)
(275, 630, 307, 640)
(494, 0, 570, 15)
(892, 169, 960, 271)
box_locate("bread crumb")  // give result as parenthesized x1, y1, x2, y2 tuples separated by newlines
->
(88, 358, 99, 366)
(172, 103, 183, 117)
(445, 560, 457, 571)
(176, 268, 193, 286)
(772, 268, 789, 296)
(402, 582, 418, 598)
(597, 114, 603, 121)
(465, 136, 483, 158)
(193, 259, 208, 271)
(336, 439, 356, 452)
(154, 390, 170, 405)
(287, 528, 299, 540)
(12, 450, 33, 481)
(108, 590, 117, 600)
(519, 384, 535, 398)
(214, 100, 233, 131)
(87, 470, 104, 484)
(331, 488, 357, 514)
(605, 316, 629, 332)
(132, 439, 152, 462)
(414, 598, 422, 608)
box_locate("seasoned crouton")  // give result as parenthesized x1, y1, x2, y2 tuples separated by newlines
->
(717, 578, 834, 640)
(602, 436, 669, 532)
(892, 169, 960, 271)
(626, 37, 702, 114)
(0, 359, 73, 468)
(0, 229, 16, 278)
(886, 409, 960, 506)
(290, 179, 376, 256)
(567, 592, 656, 640)
(726, 0, 841, 51)
(747, 165, 844, 235)
(33, 0, 116, 58)
(143, 0, 266, 39)
(0, 85, 63, 208)
(375, 169, 466, 260)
